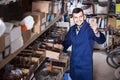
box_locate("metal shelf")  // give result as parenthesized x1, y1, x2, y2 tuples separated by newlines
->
(0, 13, 65, 69)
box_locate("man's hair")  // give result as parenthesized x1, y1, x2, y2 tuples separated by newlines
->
(72, 8, 84, 15)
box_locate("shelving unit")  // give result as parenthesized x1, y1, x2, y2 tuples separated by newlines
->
(67, 0, 118, 51)
(0, 13, 66, 69)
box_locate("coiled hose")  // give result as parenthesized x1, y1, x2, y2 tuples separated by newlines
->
(106, 46, 120, 69)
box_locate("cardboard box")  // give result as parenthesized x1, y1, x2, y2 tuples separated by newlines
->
(24, 12, 46, 33)
(45, 50, 60, 60)
(10, 26, 22, 42)
(45, 13, 50, 27)
(45, 22, 49, 27)
(33, 23, 46, 34)
(53, 2, 59, 13)
(59, 56, 69, 67)
(10, 36, 23, 53)
(34, 49, 45, 55)
(51, 56, 69, 68)
(4, 47, 10, 57)
(0, 33, 10, 55)
(5, 22, 14, 33)
(0, 35, 5, 52)
(108, 17, 116, 28)
(32, 1, 52, 13)
(22, 30, 32, 44)
(33, 24, 40, 34)
(52, 65, 64, 74)
(56, 22, 70, 31)
(0, 33, 10, 52)
(24, 12, 46, 26)
(54, 11, 61, 18)
(45, 13, 50, 22)
(40, 24, 46, 32)
(4, 33, 10, 47)
(0, 52, 3, 61)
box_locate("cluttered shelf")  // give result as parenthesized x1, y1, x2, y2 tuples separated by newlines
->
(0, 13, 65, 69)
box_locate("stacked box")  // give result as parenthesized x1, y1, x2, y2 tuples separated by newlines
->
(22, 30, 32, 44)
(0, 35, 5, 52)
(32, 1, 52, 13)
(9, 26, 23, 53)
(24, 12, 46, 33)
(6, 50, 46, 80)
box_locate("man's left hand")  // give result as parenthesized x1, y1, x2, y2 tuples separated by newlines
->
(89, 18, 98, 34)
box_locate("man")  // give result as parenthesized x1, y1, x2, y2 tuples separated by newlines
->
(62, 8, 106, 80)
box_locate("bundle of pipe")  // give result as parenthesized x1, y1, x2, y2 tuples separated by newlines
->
(106, 46, 120, 69)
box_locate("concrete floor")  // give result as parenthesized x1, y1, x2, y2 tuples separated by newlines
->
(35, 50, 117, 80)
(93, 50, 116, 80)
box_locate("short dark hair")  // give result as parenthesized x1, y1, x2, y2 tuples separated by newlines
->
(72, 8, 84, 15)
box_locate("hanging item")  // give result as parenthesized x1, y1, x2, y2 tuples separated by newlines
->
(0, 19, 6, 37)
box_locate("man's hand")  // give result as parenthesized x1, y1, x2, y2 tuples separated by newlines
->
(89, 18, 98, 34)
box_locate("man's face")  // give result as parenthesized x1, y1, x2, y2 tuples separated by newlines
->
(73, 11, 84, 26)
